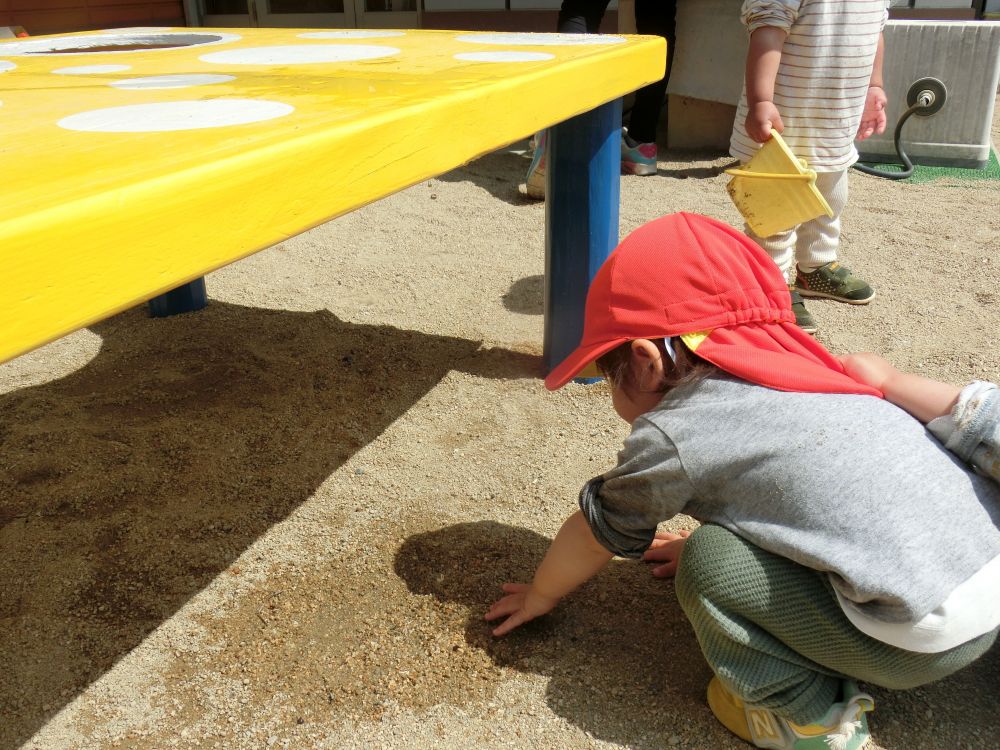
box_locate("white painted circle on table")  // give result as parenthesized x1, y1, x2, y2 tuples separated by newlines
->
(58, 99, 294, 132)
(110, 73, 235, 90)
(455, 32, 626, 46)
(297, 30, 405, 39)
(0, 32, 241, 56)
(53, 64, 132, 75)
(454, 51, 555, 63)
(200, 45, 400, 65)
(0, 61, 15, 73)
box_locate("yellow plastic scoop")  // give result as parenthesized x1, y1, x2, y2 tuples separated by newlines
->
(725, 132, 834, 237)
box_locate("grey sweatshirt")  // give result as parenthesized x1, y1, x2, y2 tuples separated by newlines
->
(579, 374, 1000, 624)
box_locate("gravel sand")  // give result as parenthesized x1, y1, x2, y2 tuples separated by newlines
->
(3, 103, 999, 750)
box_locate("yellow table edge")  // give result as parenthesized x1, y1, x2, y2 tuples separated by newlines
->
(1, 29, 665, 364)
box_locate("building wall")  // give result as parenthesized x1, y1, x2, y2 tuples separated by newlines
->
(0, 0, 185, 36)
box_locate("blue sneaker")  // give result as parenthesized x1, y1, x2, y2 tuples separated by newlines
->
(525, 130, 546, 200)
(621, 128, 657, 176)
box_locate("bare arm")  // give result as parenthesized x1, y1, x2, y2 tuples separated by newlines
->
(485, 510, 613, 636)
(744, 26, 787, 143)
(869, 32, 885, 89)
(839, 352, 959, 423)
(858, 33, 888, 140)
(880, 371, 959, 424)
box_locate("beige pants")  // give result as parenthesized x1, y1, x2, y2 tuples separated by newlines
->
(745, 169, 850, 284)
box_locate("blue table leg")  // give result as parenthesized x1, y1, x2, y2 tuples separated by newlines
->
(148, 277, 208, 318)
(543, 98, 622, 376)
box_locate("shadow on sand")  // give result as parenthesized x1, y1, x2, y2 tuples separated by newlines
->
(0, 301, 538, 749)
(438, 148, 539, 207)
(395, 521, 1000, 750)
(502, 274, 544, 316)
(395, 520, 727, 749)
(439, 144, 736, 207)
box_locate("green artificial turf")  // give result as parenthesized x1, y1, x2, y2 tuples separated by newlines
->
(856, 147, 1000, 183)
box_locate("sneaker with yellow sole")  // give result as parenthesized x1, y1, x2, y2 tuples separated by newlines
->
(707, 676, 874, 750)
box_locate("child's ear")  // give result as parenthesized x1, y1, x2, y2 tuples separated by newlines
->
(629, 339, 665, 391)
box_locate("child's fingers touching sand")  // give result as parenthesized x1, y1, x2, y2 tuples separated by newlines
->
(642, 530, 691, 578)
(485, 583, 559, 637)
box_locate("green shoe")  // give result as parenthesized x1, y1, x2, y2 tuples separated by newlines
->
(789, 288, 818, 334)
(796, 262, 875, 304)
(707, 676, 875, 750)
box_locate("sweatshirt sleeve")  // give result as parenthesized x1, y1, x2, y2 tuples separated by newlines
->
(927, 381, 1000, 482)
(578, 416, 695, 558)
(741, 0, 801, 34)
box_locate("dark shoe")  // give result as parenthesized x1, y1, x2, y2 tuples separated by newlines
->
(796, 262, 875, 304)
(789, 288, 818, 334)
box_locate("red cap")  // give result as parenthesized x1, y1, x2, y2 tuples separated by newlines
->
(544, 212, 882, 397)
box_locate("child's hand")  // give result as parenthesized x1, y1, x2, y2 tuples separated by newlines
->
(857, 85, 888, 141)
(745, 101, 784, 143)
(838, 352, 897, 391)
(642, 530, 691, 578)
(485, 583, 559, 637)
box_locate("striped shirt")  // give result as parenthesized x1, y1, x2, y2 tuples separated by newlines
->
(731, 0, 890, 171)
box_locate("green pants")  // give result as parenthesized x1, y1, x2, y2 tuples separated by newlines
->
(674, 524, 997, 725)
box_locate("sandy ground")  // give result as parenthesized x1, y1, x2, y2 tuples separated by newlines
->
(3, 99, 999, 750)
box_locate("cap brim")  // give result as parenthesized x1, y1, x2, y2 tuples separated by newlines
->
(543, 338, 625, 390)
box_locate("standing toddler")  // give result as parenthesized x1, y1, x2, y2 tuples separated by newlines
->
(732, 0, 890, 332)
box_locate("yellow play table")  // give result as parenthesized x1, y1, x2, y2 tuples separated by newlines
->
(0, 27, 664, 369)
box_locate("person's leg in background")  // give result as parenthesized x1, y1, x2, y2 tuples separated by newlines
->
(557, 0, 611, 33)
(621, 0, 677, 175)
(525, 0, 656, 200)
(525, 0, 613, 198)
(793, 170, 876, 306)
